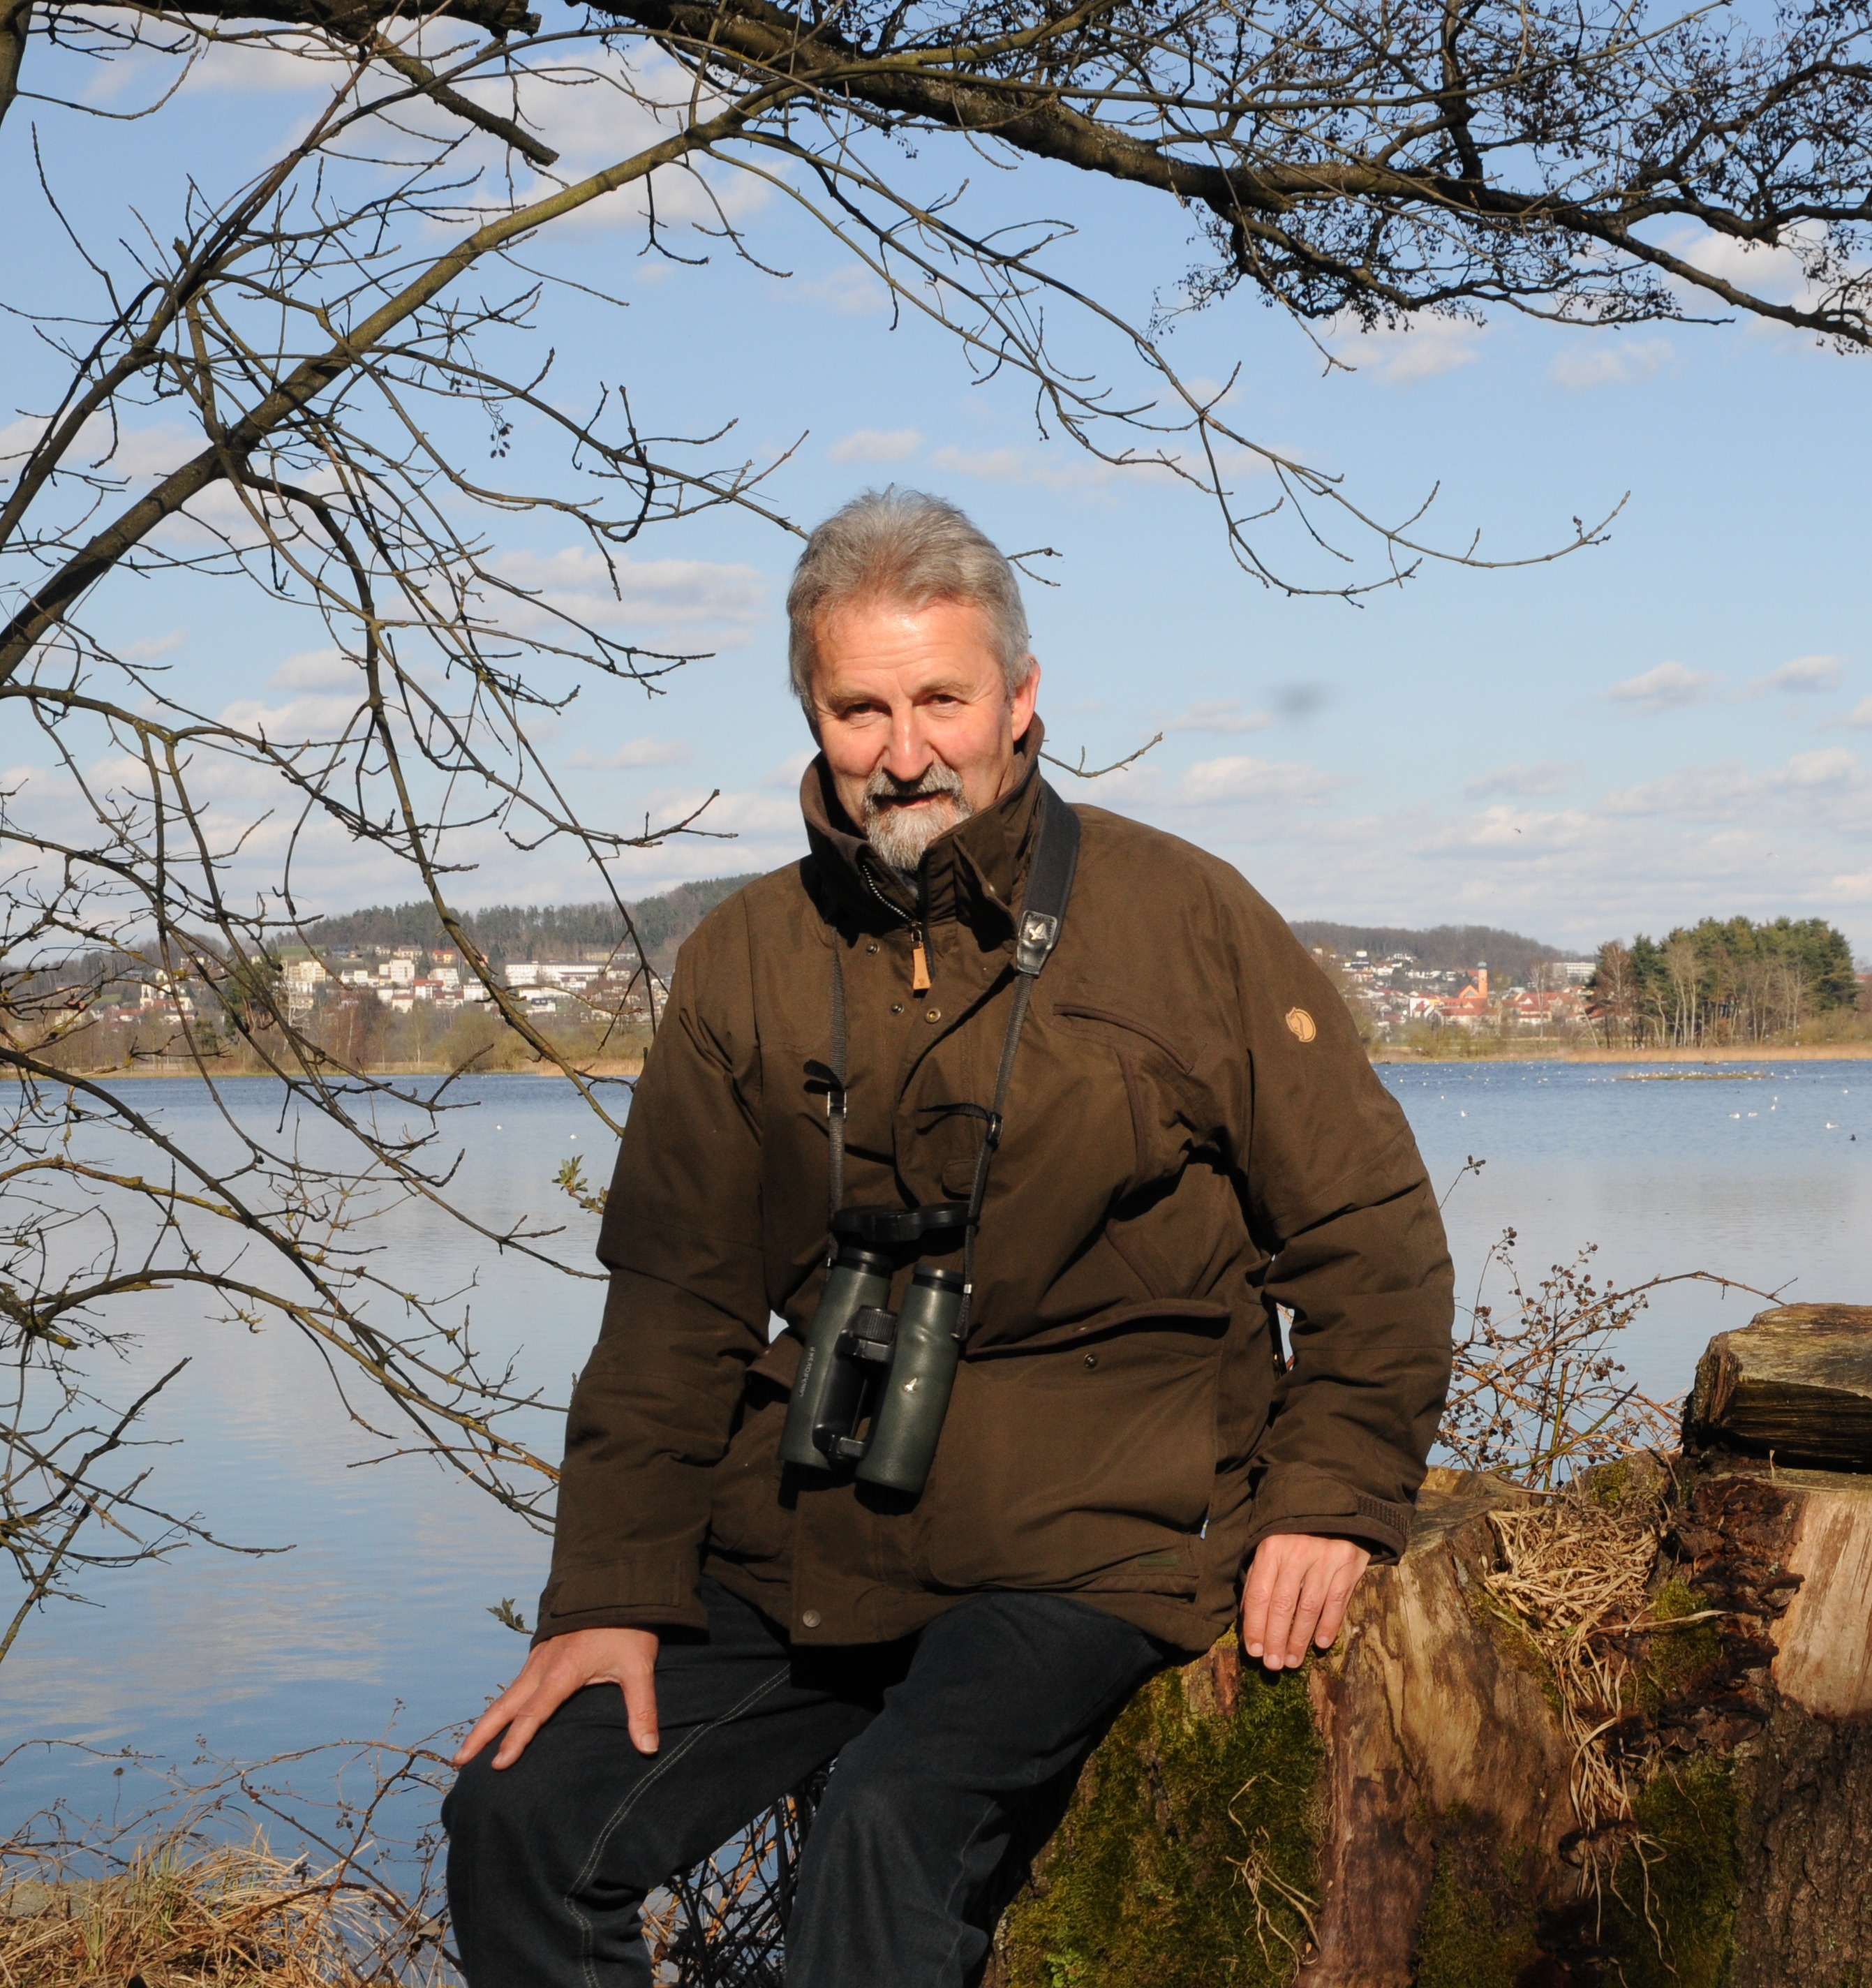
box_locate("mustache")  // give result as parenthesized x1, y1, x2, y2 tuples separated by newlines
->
(862, 764, 965, 810)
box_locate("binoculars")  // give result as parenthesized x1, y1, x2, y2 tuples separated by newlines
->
(778, 1205, 969, 1496)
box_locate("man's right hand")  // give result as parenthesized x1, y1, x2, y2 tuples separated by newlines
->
(452, 1626, 662, 1771)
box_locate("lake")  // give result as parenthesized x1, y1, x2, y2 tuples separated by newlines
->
(3, 1059, 1869, 1830)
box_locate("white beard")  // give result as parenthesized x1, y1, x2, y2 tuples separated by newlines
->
(863, 765, 973, 873)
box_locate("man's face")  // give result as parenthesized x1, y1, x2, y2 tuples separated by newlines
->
(807, 596, 1040, 873)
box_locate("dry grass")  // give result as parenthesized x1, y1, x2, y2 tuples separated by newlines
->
(0, 1737, 456, 1987)
(0, 1831, 447, 1987)
(1485, 1462, 1669, 1856)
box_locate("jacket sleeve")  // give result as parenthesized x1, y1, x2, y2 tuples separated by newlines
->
(1226, 899, 1455, 1565)
(533, 905, 768, 1640)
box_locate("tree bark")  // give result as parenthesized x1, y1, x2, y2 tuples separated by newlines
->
(1687, 1304, 1872, 1469)
(986, 1313, 1872, 1988)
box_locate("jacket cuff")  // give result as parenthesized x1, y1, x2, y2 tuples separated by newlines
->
(1244, 1464, 1415, 1564)
(532, 1550, 708, 1645)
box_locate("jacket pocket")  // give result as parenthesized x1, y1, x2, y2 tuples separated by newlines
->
(918, 1317, 1223, 1598)
(706, 1370, 794, 1573)
(1050, 1000, 1194, 1074)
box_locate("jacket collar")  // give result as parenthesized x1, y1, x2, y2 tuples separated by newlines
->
(800, 718, 1048, 935)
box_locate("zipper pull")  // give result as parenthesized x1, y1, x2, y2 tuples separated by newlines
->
(910, 923, 931, 994)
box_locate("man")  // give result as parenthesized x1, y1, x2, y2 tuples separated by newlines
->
(445, 489, 1454, 1986)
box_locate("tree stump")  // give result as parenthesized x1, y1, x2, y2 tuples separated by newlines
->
(984, 1307, 1872, 1988)
(1686, 1303, 1872, 1469)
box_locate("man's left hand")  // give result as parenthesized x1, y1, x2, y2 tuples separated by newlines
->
(1240, 1533, 1371, 1670)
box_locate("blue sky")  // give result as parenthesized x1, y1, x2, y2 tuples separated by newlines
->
(5, 28, 1869, 958)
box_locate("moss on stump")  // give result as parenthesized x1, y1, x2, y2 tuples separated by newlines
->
(992, 1649, 1321, 1988)
(1596, 1756, 1741, 1988)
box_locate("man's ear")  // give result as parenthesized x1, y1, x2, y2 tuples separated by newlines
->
(1011, 657, 1041, 736)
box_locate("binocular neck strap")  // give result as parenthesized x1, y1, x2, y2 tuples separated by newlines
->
(826, 922, 849, 1227)
(958, 782, 1080, 1336)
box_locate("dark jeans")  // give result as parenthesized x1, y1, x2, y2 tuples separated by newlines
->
(443, 1578, 1166, 1987)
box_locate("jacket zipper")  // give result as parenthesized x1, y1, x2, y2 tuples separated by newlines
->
(861, 865, 930, 993)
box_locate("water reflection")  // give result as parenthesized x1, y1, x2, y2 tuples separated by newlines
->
(2, 1060, 1867, 1827)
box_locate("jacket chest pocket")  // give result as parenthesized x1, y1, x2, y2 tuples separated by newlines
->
(1047, 997, 1205, 1193)
(1045, 997, 1243, 1301)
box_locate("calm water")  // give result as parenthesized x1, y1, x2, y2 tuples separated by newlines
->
(3, 1060, 1869, 1826)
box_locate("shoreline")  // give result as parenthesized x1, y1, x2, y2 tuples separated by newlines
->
(25, 1044, 1872, 1083)
(1369, 1041, 1872, 1065)
(19, 1057, 648, 1081)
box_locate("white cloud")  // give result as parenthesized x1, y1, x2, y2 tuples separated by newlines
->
(175, 36, 339, 95)
(118, 629, 188, 662)
(487, 54, 773, 235)
(1550, 339, 1674, 391)
(1750, 653, 1845, 697)
(927, 445, 1115, 491)
(1464, 761, 1577, 800)
(0, 415, 196, 484)
(1781, 747, 1860, 790)
(492, 547, 768, 644)
(1838, 696, 1872, 729)
(1657, 223, 1869, 347)
(1330, 316, 1485, 385)
(269, 648, 355, 692)
(794, 267, 890, 316)
(111, 426, 199, 478)
(1663, 225, 1815, 310)
(218, 690, 364, 739)
(1605, 660, 1719, 714)
(1164, 700, 1272, 736)
(829, 429, 923, 466)
(564, 736, 692, 770)
(763, 748, 817, 788)
(1166, 755, 1341, 809)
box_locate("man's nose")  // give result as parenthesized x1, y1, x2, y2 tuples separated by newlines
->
(881, 708, 935, 782)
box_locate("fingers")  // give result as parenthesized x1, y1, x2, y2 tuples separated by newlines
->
(1241, 1535, 1372, 1671)
(452, 1659, 544, 1769)
(620, 1635, 661, 1756)
(454, 1691, 519, 1770)
(452, 1626, 664, 1772)
(489, 1672, 570, 1770)
(1240, 1539, 1298, 1667)
(1311, 1545, 1371, 1653)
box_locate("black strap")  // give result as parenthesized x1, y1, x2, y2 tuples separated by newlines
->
(826, 930, 849, 1226)
(956, 782, 1078, 1335)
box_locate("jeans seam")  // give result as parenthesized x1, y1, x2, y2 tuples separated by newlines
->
(563, 1668, 794, 1988)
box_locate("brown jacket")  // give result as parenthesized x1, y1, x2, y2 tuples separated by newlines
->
(537, 725, 1454, 1655)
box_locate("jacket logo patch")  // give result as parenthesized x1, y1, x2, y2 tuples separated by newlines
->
(1284, 1006, 1317, 1043)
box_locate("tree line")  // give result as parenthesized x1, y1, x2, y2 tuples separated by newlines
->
(302, 877, 760, 977)
(1588, 918, 1862, 1048)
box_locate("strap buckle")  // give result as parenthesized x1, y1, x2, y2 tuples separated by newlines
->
(1016, 910, 1059, 976)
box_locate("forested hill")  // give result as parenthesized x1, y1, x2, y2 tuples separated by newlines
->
(308, 889, 1566, 988)
(1288, 921, 1566, 984)
(304, 875, 763, 975)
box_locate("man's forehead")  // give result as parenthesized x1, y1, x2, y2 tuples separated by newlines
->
(812, 599, 1004, 696)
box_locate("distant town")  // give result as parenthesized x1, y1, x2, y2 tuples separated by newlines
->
(1312, 950, 1599, 1040)
(17, 885, 1871, 1074)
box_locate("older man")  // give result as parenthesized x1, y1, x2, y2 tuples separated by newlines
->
(445, 489, 1454, 1986)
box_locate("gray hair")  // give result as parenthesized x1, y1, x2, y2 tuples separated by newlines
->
(786, 488, 1032, 708)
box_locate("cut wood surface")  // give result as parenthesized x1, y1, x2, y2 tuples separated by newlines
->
(1686, 1303, 1872, 1469)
